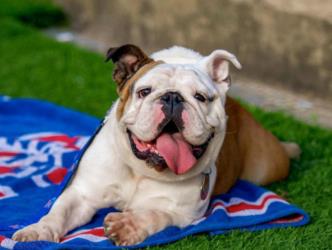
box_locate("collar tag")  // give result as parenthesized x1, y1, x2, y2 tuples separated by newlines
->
(200, 170, 210, 200)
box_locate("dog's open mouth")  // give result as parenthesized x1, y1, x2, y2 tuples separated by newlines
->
(128, 121, 213, 175)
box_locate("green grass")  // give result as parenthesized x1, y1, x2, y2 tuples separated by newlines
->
(0, 17, 116, 117)
(0, 0, 66, 28)
(0, 3, 331, 249)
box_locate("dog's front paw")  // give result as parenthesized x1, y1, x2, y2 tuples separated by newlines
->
(103, 212, 148, 246)
(12, 223, 60, 242)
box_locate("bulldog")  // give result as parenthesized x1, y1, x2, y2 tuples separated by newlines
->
(13, 44, 300, 246)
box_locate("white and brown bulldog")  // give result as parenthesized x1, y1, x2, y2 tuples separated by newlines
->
(13, 45, 300, 246)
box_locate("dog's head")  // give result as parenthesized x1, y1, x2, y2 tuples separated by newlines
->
(106, 44, 241, 177)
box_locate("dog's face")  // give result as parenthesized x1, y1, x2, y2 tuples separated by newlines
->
(106, 44, 241, 177)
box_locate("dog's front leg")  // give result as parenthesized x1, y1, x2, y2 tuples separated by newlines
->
(12, 186, 97, 242)
(103, 210, 188, 246)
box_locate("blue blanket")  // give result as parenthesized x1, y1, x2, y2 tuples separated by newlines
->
(0, 95, 309, 250)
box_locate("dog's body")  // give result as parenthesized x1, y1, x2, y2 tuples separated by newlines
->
(13, 45, 299, 246)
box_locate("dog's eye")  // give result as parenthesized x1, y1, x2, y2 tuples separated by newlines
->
(137, 88, 152, 98)
(194, 93, 206, 102)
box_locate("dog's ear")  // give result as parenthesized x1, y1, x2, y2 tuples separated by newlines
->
(200, 50, 241, 85)
(106, 44, 153, 88)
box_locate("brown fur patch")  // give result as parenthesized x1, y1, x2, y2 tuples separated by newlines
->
(213, 97, 290, 195)
(116, 61, 164, 120)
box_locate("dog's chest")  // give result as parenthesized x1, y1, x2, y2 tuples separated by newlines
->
(110, 172, 209, 217)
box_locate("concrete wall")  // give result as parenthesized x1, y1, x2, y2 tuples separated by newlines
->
(54, 0, 332, 98)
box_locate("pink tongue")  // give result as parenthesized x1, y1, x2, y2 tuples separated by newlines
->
(156, 133, 197, 175)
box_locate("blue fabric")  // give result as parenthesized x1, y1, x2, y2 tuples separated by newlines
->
(0, 95, 309, 250)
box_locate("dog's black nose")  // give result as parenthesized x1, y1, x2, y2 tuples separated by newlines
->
(160, 92, 184, 112)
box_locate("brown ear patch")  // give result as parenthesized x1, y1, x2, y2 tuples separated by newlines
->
(106, 44, 159, 120)
(106, 44, 164, 120)
(106, 44, 154, 93)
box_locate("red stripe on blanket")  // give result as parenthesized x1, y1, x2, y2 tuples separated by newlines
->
(270, 214, 304, 224)
(46, 167, 68, 184)
(37, 135, 80, 150)
(61, 227, 107, 243)
(226, 194, 282, 213)
(0, 152, 18, 157)
(0, 166, 19, 174)
(211, 194, 283, 213)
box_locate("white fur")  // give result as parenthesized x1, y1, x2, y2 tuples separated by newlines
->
(151, 46, 203, 64)
(13, 46, 240, 245)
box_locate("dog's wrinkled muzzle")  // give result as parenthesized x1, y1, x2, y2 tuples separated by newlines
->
(160, 92, 184, 114)
(158, 91, 185, 131)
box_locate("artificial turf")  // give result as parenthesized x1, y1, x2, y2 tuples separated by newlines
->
(0, 2, 331, 249)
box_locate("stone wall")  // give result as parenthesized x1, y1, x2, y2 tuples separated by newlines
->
(54, 0, 332, 98)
